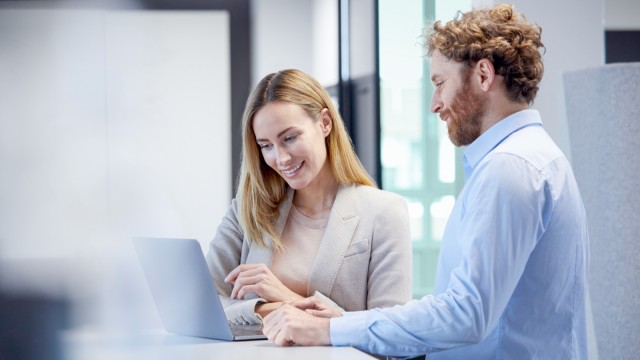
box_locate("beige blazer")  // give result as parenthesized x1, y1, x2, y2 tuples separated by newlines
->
(205, 183, 412, 325)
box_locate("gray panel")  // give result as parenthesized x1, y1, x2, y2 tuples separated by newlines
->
(564, 62, 640, 359)
(351, 74, 380, 184)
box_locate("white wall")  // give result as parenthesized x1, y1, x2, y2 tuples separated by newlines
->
(606, 0, 640, 29)
(472, 0, 640, 159)
(0, 8, 231, 328)
(312, 0, 339, 86)
(250, 0, 338, 87)
(481, 0, 605, 162)
(0, 9, 110, 261)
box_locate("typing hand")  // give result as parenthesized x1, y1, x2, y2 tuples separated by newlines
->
(289, 297, 343, 318)
(263, 303, 331, 346)
(225, 263, 303, 302)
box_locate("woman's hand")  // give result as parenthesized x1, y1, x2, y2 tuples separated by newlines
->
(290, 297, 343, 318)
(224, 263, 303, 302)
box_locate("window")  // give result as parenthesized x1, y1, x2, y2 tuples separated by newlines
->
(379, 0, 470, 297)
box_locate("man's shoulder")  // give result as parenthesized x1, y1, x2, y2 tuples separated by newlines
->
(488, 126, 565, 171)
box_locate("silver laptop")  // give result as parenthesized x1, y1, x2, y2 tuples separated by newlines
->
(132, 237, 266, 341)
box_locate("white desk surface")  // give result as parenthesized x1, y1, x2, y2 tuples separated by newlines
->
(62, 328, 376, 360)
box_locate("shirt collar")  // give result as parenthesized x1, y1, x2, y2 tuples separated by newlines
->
(462, 109, 543, 180)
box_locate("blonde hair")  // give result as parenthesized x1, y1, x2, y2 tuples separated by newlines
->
(237, 69, 375, 251)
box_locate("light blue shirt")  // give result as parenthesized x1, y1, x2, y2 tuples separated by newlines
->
(330, 110, 590, 359)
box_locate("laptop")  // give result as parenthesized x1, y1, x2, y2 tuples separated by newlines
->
(132, 237, 267, 341)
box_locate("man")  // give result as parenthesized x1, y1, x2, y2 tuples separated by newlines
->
(262, 4, 590, 359)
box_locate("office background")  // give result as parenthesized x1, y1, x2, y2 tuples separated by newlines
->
(1, 0, 638, 358)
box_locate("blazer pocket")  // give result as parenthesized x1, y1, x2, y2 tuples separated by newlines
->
(344, 238, 370, 257)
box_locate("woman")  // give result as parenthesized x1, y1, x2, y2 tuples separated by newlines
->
(206, 69, 411, 325)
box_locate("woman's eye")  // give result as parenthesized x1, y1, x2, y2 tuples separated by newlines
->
(259, 143, 272, 150)
(284, 135, 298, 143)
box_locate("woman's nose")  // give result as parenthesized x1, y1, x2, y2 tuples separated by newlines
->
(275, 146, 291, 165)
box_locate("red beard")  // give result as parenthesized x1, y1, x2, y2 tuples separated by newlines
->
(440, 74, 486, 147)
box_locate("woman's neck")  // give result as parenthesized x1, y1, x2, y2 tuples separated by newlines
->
(292, 169, 339, 219)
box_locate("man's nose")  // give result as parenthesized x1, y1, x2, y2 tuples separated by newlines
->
(431, 94, 442, 113)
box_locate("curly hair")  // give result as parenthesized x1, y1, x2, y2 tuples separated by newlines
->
(425, 4, 545, 104)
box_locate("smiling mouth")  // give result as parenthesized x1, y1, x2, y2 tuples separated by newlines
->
(281, 161, 304, 176)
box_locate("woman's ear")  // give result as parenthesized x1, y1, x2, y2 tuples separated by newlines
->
(320, 108, 333, 137)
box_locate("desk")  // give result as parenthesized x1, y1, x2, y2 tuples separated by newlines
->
(63, 329, 376, 360)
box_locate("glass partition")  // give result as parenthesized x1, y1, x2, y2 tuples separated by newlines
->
(379, 0, 470, 297)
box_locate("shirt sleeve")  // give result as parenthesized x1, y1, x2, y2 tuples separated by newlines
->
(330, 154, 552, 357)
(330, 311, 368, 346)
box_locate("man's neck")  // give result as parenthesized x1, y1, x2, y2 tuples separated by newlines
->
(481, 99, 529, 134)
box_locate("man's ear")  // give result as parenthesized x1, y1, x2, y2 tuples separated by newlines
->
(475, 58, 496, 92)
(319, 108, 333, 137)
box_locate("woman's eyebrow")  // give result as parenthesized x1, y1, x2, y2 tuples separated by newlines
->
(256, 126, 296, 142)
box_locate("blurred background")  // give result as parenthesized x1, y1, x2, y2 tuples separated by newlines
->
(1, 0, 638, 358)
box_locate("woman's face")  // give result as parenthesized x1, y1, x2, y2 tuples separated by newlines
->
(252, 102, 332, 190)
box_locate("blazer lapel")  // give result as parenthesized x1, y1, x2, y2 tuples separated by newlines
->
(245, 188, 294, 266)
(307, 184, 360, 296)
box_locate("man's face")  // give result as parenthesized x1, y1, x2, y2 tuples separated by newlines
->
(430, 51, 486, 147)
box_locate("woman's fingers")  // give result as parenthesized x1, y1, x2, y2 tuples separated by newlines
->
(230, 274, 261, 299)
(226, 263, 297, 301)
(225, 263, 265, 283)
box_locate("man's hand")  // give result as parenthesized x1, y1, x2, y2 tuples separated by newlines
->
(289, 297, 342, 318)
(262, 303, 332, 346)
(225, 263, 303, 302)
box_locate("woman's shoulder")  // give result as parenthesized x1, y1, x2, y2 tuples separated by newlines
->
(349, 184, 406, 205)
(340, 184, 408, 222)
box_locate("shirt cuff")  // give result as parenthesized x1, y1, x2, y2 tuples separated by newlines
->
(330, 311, 368, 347)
